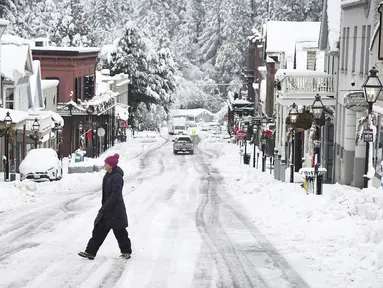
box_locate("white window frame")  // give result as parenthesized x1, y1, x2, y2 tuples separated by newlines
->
(3, 86, 15, 109)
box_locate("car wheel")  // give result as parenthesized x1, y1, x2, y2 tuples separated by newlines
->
(190, 150, 194, 155)
(57, 169, 63, 180)
(173, 150, 177, 155)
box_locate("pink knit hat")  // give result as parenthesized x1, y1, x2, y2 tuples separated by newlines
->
(104, 153, 119, 168)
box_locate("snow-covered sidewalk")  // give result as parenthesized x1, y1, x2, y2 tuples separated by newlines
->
(201, 136, 383, 288)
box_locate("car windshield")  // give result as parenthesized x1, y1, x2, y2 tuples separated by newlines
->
(176, 137, 191, 143)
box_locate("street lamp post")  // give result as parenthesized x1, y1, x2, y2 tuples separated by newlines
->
(362, 67, 383, 188)
(68, 93, 74, 155)
(312, 94, 324, 195)
(3, 112, 12, 181)
(116, 114, 120, 142)
(261, 117, 268, 172)
(32, 118, 40, 148)
(288, 103, 298, 183)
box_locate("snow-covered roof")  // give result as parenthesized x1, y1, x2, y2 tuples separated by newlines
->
(83, 89, 117, 106)
(95, 71, 130, 94)
(50, 111, 64, 126)
(248, 28, 262, 43)
(2, 34, 32, 46)
(327, 0, 341, 52)
(0, 19, 9, 26)
(233, 98, 253, 105)
(296, 41, 318, 49)
(171, 108, 214, 118)
(32, 46, 100, 53)
(41, 79, 59, 90)
(1, 42, 31, 80)
(115, 103, 129, 121)
(0, 108, 28, 126)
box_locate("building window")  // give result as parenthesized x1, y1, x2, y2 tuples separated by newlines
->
(360, 25, 366, 75)
(307, 51, 316, 70)
(345, 27, 350, 71)
(341, 27, 346, 70)
(84, 74, 95, 100)
(5, 88, 14, 109)
(352, 26, 357, 73)
(365, 25, 371, 75)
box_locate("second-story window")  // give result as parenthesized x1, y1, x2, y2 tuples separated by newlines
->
(364, 25, 371, 75)
(360, 25, 366, 75)
(5, 88, 14, 109)
(345, 27, 350, 71)
(307, 51, 316, 70)
(352, 26, 358, 73)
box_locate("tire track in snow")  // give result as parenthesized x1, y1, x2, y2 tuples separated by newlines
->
(193, 137, 268, 287)
(193, 136, 310, 288)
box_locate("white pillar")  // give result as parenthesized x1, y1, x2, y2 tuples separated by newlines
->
(281, 105, 287, 160)
(0, 19, 9, 108)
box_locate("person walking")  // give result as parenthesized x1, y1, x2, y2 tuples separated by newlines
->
(78, 153, 132, 260)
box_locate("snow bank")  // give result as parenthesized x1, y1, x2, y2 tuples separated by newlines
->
(202, 137, 383, 288)
(0, 134, 166, 213)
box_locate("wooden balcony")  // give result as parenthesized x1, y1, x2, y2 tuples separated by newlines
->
(275, 70, 335, 106)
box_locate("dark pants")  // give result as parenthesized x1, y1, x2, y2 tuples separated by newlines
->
(85, 223, 132, 256)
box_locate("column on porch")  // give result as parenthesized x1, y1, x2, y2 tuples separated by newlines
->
(343, 109, 356, 186)
(353, 111, 366, 188)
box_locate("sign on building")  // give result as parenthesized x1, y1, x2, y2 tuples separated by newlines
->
(364, 129, 374, 143)
(344, 92, 368, 112)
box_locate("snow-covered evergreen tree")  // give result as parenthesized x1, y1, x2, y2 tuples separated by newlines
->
(50, 0, 91, 47)
(0, 0, 16, 21)
(304, 0, 323, 21)
(272, 0, 306, 21)
(106, 21, 177, 112)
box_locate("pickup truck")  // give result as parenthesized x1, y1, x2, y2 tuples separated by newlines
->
(173, 136, 194, 155)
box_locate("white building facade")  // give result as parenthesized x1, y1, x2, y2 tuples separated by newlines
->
(335, 0, 375, 188)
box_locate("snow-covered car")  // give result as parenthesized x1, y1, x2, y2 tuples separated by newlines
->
(19, 148, 63, 182)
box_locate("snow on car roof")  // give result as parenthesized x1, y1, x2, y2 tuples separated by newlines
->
(26, 148, 57, 158)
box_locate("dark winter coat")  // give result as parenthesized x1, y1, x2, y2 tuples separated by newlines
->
(96, 166, 128, 229)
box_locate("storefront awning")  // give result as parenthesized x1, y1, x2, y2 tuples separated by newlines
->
(0, 108, 28, 129)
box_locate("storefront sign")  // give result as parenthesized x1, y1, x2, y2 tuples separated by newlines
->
(344, 92, 368, 112)
(286, 111, 313, 130)
(364, 129, 374, 143)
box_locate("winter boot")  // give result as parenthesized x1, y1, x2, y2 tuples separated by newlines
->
(78, 251, 95, 260)
(120, 253, 131, 259)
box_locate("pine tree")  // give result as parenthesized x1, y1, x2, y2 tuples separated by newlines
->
(107, 21, 176, 112)
(0, 0, 16, 21)
(272, 0, 305, 22)
(304, 0, 323, 21)
(50, 0, 91, 47)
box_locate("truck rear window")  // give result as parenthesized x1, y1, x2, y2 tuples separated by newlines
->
(177, 137, 191, 143)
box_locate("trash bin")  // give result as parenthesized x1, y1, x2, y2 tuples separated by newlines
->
(75, 150, 82, 163)
(243, 153, 251, 164)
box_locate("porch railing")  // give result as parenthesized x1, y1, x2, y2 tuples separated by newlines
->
(278, 74, 335, 96)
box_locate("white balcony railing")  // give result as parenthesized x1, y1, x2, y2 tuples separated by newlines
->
(276, 71, 335, 96)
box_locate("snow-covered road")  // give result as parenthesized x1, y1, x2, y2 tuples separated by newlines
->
(0, 135, 309, 288)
